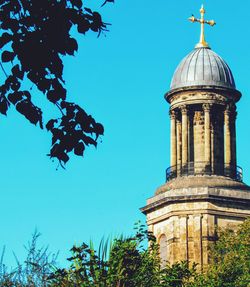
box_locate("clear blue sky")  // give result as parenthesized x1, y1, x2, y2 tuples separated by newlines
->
(1, 0, 250, 267)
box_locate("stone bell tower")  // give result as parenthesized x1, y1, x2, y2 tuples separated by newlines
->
(141, 6, 250, 269)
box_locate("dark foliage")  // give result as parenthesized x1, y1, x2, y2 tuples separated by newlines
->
(0, 0, 111, 166)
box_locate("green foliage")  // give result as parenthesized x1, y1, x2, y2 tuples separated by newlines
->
(160, 261, 196, 287)
(2, 220, 249, 287)
(189, 218, 250, 287)
(0, 231, 57, 287)
(48, 223, 195, 287)
(49, 224, 162, 287)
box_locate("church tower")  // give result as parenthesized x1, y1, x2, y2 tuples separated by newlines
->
(141, 6, 250, 269)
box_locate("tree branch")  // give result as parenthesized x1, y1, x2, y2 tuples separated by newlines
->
(0, 62, 8, 78)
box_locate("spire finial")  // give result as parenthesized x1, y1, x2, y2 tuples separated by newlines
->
(188, 5, 216, 48)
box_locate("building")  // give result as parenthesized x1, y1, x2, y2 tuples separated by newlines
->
(141, 6, 250, 269)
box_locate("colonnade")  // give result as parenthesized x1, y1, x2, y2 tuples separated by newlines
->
(169, 104, 237, 177)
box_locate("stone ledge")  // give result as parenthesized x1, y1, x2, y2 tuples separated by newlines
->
(141, 186, 250, 214)
(155, 175, 250, 195)
(146, 208, 250, 225)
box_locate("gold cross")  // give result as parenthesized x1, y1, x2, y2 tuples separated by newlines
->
(188, 5, 216, 48)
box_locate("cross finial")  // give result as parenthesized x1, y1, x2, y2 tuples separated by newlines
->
(188, 5, 216, 49)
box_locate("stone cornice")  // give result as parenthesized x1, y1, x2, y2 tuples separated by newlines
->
(140, 187, 250, 215)
(165, 85, 242, 104)
(147, 209, 250, 226)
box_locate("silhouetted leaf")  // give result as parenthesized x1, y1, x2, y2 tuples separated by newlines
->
(65, 38, 78, 55)
(95, 123, 104, 135)
(93, 12, 102, 24)
(23, 91, 31, 100)
(91, 23, 99, 32)
(16, 100, 43, 126)
(51, 128, 64, 140)
(27, 71, 37, 83)
(8, 91, 23, 105)
(46, 119, 58, 131)
(50, 144, 69, 164)
(84, 7, 92, 14)
(37, 79, 51, 92)
(10, 77, 21, 91)
(77, 19, 90, 34)
(82, 134, 97, 147)
(0, 32, 12, 49)
(11, 64, 24, 80)
(70, 0, 82, 9)
(47, 90, 61, 103)
(5, 75, 20, 92)
(101, 0, 114, 7)
(1, 50, 15, 62)
(74, 142, 85, 156)
(0, 96, 9, 115)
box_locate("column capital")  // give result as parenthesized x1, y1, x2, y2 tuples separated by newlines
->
(231, 111, 238, 121)
(230, 104, 237, 120)
(202, 103, 212, 112)
(225, 105, 231, 117)
(169, 109, 177, 119)
(231, 103, 237, 113)
(180, 105, 188, 115)
(225, 103, 236, 115)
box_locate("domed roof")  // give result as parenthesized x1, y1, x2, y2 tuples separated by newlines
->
(170, 47, 236, 91)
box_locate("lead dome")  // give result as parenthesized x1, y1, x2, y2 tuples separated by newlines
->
(170, 47, 236, 91)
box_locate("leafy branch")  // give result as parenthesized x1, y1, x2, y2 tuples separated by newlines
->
(0, 0, 111, 166)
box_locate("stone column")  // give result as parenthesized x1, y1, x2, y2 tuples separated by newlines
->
(176, 114, 182, 175)
(193, 214, 203, 271)
(231, 106, 237, 177)
(170, 110, 177, 168)
(181, 106, 188, 170)
(203, 104, 211, 173)
(224, 105, 231, 176)
(210, 120, 215, 174)
(179, 216, 188, 261)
